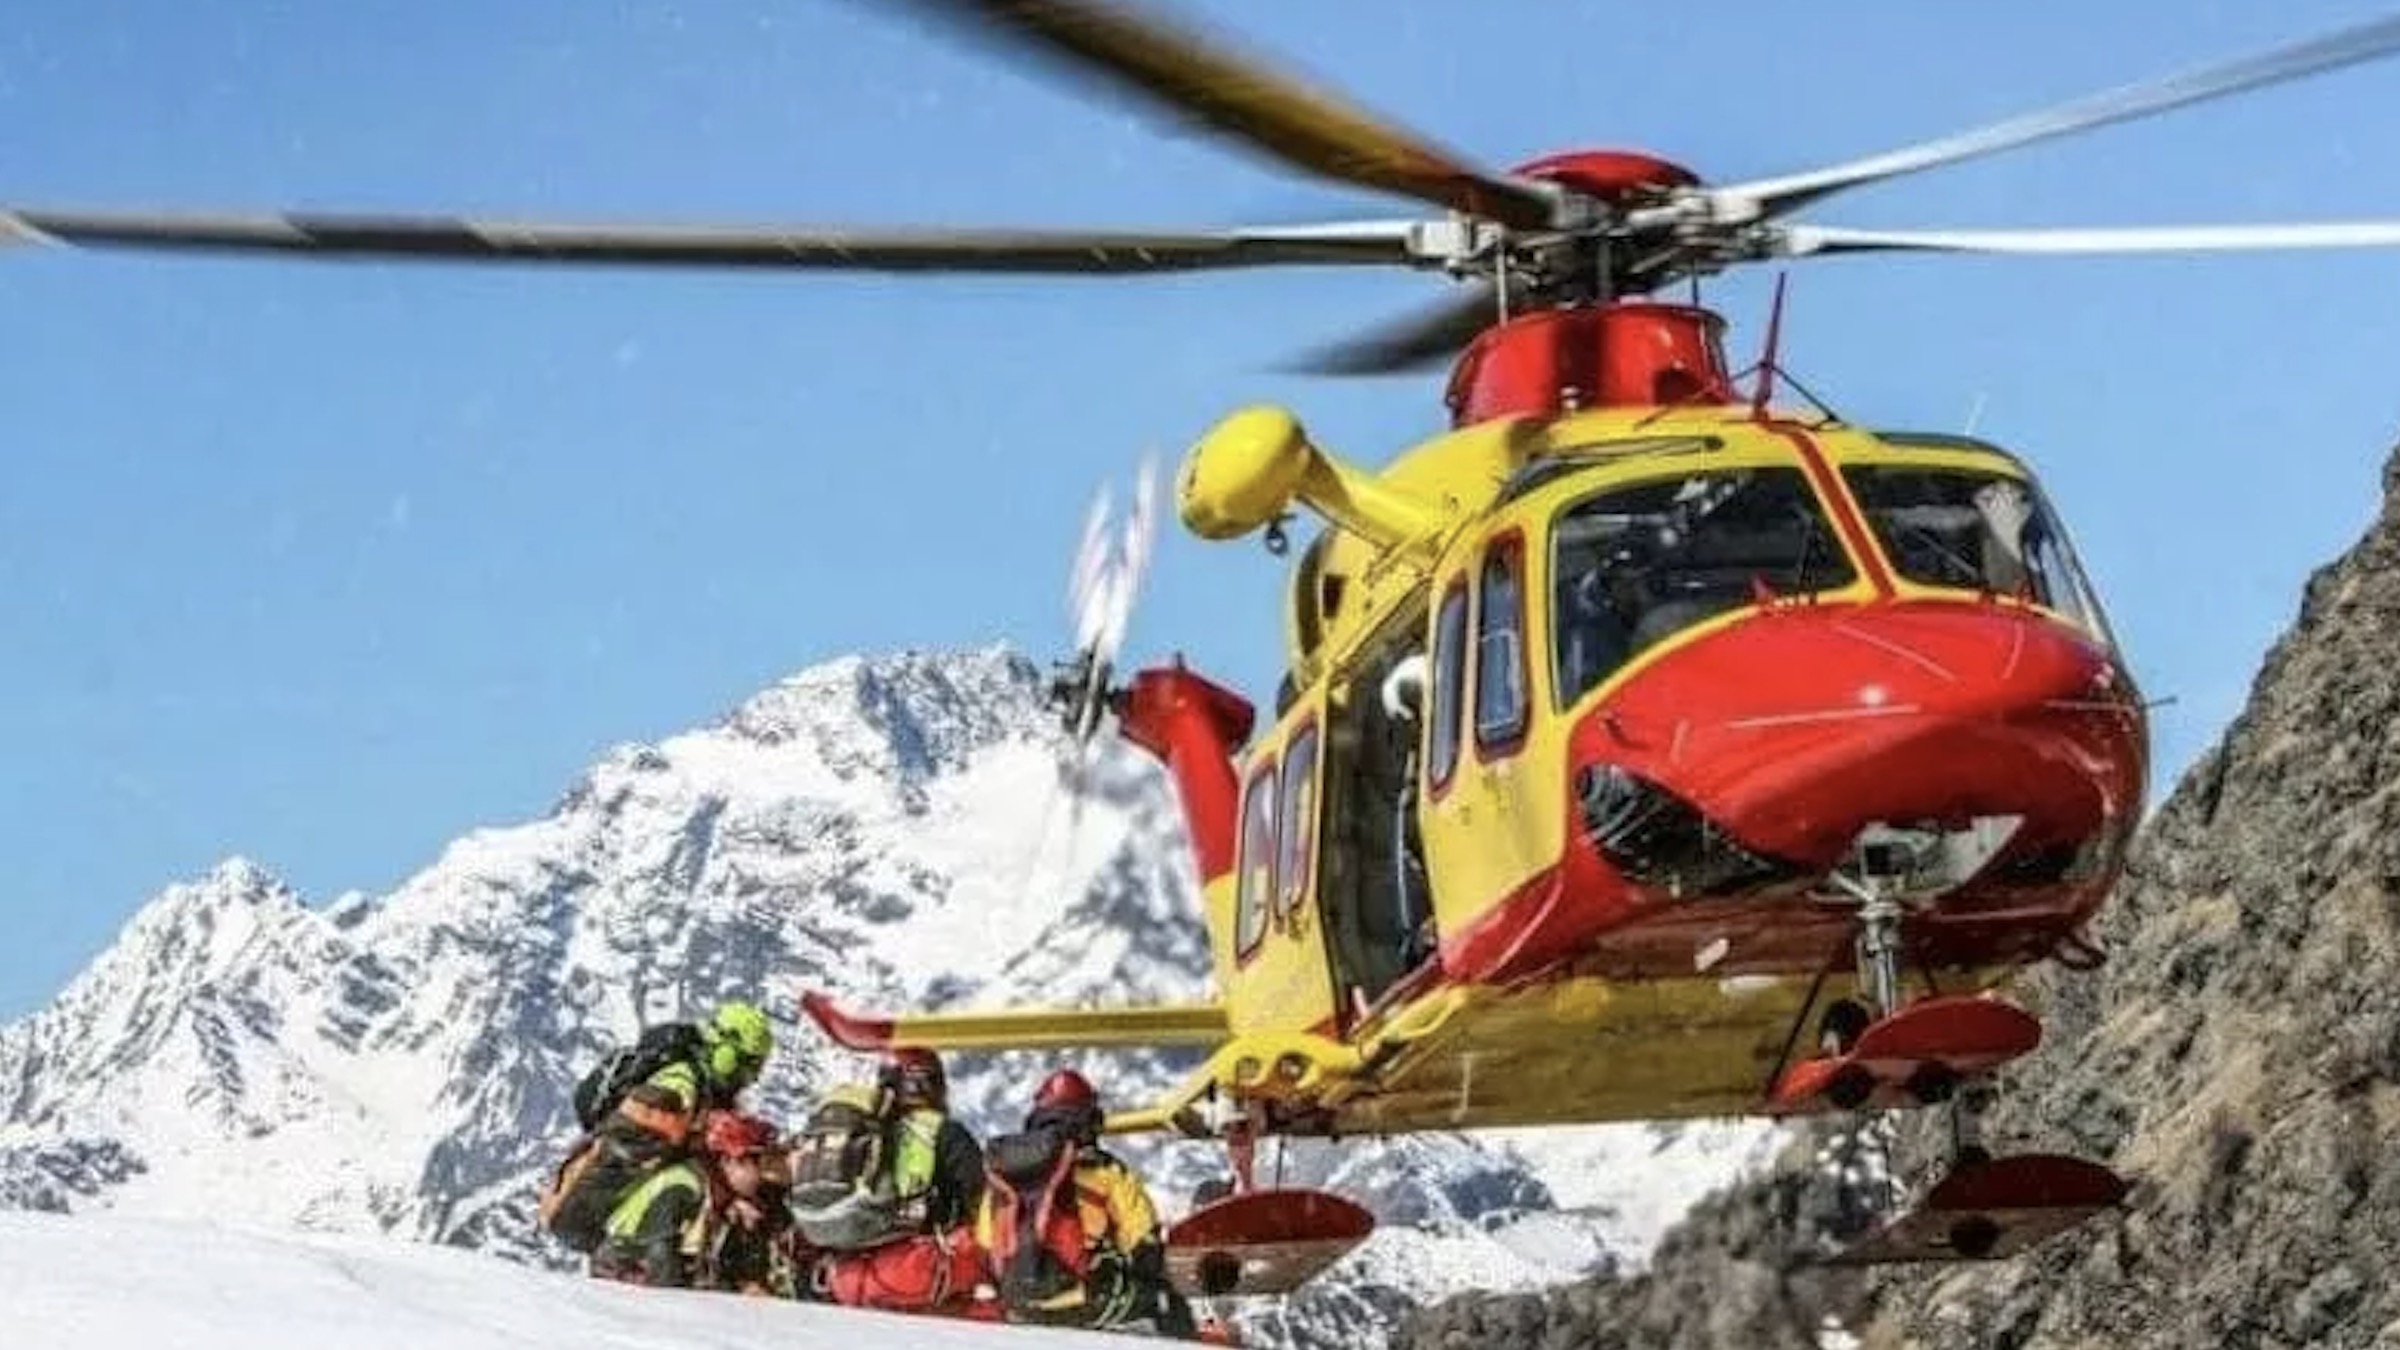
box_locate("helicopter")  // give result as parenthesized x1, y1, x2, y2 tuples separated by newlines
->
(17, 0, 2400, 1310)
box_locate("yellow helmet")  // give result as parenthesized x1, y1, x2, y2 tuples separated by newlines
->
(702, 1001, 774, 1084)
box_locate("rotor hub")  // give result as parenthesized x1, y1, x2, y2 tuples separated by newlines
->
(1508, 150, 1701, 208)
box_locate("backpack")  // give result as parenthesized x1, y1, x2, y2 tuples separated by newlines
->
(539, 1023, 707, 1255)
(787, 1083, 904, 1250)
(537, 1134, 649, 1254)
(982, 1125, 1095, 1309)
(571, 1022, 704, 1133)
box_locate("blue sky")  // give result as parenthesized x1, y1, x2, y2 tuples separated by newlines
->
(4, 0, 2400, 1017)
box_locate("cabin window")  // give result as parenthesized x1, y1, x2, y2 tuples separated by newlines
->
(1474, 535, 1529, 752)
(1234, 760, 1279, 960)
(1841, 466, 2117, 645)
(1275, 723, 1319, 923)
(1427, 578, 1470, 792)
(1550, 467, 1857, 708)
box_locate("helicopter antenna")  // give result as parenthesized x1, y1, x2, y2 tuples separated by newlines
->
(1748, 272, 1791, 420)
(1964, 391, 1990, 437)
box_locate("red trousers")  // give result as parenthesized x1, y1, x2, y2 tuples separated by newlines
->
(819, 1229, 988, 1313)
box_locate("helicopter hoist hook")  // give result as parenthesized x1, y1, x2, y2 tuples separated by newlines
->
(1263, 512, 1293, 557)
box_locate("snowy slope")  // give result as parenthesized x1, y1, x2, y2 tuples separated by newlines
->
(0, 645, 1778, 1346)
(0, 1209, 1154, 1349)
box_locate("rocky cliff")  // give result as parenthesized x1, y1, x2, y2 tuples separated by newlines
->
(1401, 446, 2400, 1350)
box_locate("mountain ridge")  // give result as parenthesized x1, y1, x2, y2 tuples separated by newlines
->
(0, 641, 1769, 1348)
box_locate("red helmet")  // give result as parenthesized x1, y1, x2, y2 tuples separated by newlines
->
(1030, 1068, 1103, 1144)
(881, 1047, 948, 1108)
(703, 1111, 779, 1159)
(1035, 1068, 1099, 1112)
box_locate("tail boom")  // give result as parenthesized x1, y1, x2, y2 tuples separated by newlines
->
(798, 989, 1231, 1053)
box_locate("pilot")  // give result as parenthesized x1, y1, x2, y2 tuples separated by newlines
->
(1559, 555, 1638, 701)
(1972, 478, 2036, 595)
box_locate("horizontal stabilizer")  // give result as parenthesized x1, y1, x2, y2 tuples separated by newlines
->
(799, 989, 1229, 1052)
(1166, 1189, 1376, 1298)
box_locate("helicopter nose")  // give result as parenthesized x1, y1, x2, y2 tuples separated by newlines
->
(1568, 601, 2145, 875)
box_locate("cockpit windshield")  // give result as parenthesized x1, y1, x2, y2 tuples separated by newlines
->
(1840, 465, 2117, 646)
(1550, 467, 1857, 707)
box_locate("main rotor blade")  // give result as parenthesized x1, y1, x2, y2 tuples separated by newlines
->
(0, 208, 1434, 274)
(1283, 282, 1503, 375)
(1779, 220, 2400, 257)
(1712, 13, 2400, 220)
(877, 0, 1561, 231)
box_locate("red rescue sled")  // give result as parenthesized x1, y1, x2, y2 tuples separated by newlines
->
(1767, 994, 2041, 1116)
(1830, 1152, 2128, 1264)
(1164, 1188, 1375, 1299)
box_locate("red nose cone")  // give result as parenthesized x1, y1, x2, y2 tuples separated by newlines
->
(1571, 602, 2145, 872)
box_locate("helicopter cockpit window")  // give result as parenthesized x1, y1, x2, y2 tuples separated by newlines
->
(1841, 466, 2117, 645)
(1550, 467, 1858, 708)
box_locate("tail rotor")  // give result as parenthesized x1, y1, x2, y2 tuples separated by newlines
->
(1047, 454, 1162, 797)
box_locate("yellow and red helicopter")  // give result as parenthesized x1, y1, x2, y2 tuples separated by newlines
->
(17, 0, 2400, 1304)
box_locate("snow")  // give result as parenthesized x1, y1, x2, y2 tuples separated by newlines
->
(1492, 1119, 1787, 1267)
(0, 644, 1779, 1346)
(1817, 1318, 1863, 1350)
(0, 1210, 1155, 1349)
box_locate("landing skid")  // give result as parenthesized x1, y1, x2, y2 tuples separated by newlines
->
(1784, 837, 2128, 1266)
(1827, 1152, 2128, 1265)
(1766, 994, 2041, 1116)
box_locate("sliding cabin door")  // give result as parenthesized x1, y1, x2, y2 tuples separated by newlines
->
(1415, 530, 1552, 964)
(1225, 700, 1340, 1039)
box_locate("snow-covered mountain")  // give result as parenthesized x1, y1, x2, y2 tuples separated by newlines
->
(0, 645, 1775, 1346)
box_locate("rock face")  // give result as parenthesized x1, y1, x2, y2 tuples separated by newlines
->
(1402, 446, 2400, 1350)
(0, 644, 1768, 1349)
(1396, 1119, 1880, 1349)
